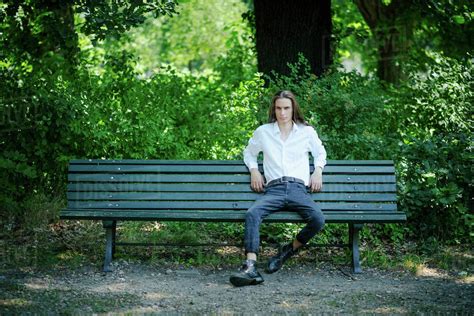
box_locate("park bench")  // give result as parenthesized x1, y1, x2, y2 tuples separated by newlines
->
(60, 159, 406, 273)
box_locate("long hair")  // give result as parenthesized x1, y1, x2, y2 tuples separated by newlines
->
(268, 90, 308, 125)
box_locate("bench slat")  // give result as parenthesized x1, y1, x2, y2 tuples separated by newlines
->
(68, 164, 395, 174)
(68, 173, 396, 183)
(70, 159, 394, 166)
(67, 192, 397, 202)
(67, 201, 397, 211)
(67, 183, 397, 193)
(60, 209, 406, 223)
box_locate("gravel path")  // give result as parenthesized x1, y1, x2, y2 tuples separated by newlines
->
(1, 260, 472, 314)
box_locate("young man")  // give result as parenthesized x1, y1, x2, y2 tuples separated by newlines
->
(230, 90, 327, 287)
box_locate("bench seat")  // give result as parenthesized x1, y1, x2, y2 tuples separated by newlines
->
(61, 209, 406, 223)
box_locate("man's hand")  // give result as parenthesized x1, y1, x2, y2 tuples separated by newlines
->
(250, 168, 265, 192)
(309, 167, 323, 192)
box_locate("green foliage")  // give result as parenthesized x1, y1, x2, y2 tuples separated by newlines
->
(332, 0, 473, 83)
(0, 1, 178, 64)
(77, 0, 178, 42)
(268, 55, 398, 159)
(0, 0, 262, 230)
(397, 54, 472, 138)
(62, 57, 263, 160)
(332, 0, 377, 75)
(0, 1, 79, 62)
(0, 151, 37, 223)
(415, 0, 474, 61)
(395, 55, 473, 243)
(1, 0, 471, 251)
(398, 133, 472, 243)
(0, 5, 180, 201)
(0, 56, 76, 228)
(120, 0, 253, 74)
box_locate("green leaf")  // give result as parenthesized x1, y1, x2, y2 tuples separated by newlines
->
(452, 15, 465, 24)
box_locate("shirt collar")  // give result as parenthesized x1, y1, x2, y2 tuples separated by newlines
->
(272, 121, 299, 134)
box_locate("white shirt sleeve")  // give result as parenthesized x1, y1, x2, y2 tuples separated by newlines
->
(308, 126, 327, 170)
(243, 127, 262, 170)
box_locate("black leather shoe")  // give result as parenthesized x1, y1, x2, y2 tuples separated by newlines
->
(266, 243, 297, 274)
(229, 260, 264, 287)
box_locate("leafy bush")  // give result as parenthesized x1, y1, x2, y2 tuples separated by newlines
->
(267, 55, 398, 160)
(398, 133, 471, 243)
(63, 52, 263, 161)
(0, 31, 263, 230)
(396, 54, 473, 243)
(396, 53, 472, 138)
(0, 56, 75, 229)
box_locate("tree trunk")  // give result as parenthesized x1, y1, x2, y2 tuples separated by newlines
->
(355, 0, 415, 84)
(38, 0, 79, 63)
(254, 0, 332, 78)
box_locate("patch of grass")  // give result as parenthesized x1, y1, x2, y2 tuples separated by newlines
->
(330, 248, 351, 266)
(357, 241, 474, 278)
(109, 221, 246, 267)
(360, 245, 391, 269)
(399, 254, 427, 274)
(55, 250, 88, 269)
(430, 246, 474, 272)
(118, 221, 243, 246)
(0, 220, 104, 273)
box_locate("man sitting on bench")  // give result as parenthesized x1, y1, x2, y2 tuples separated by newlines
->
(230, 90, 327, 287)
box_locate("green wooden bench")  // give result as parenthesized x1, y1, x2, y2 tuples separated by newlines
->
(60, 159, 406, 273)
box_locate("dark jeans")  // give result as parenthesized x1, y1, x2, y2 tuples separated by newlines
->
(244, 181, 325, 254)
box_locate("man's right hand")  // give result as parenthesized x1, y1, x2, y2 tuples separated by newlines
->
(250, 169, 265, 192)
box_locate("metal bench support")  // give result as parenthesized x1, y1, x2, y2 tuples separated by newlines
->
(103, 220, 116, 272)
(349, 223, 363, 274)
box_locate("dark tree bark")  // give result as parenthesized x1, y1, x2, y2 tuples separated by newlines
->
(355, 0, 416, 84)
(253, 0, 332, 78)
(41, 1, 79, 63)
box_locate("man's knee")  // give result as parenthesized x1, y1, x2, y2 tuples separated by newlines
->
(245, 207, 261, 224)
(309, 210, 325, 231)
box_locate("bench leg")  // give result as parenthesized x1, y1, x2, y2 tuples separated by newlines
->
(349, 223, 363, 274)
(103, 220, 117, 272)
(112, 222, 117, 259)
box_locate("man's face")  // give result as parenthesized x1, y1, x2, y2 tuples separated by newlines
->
(275, 98, 293, 125)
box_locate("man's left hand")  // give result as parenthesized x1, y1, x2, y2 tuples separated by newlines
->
(309, 167, 323, 192)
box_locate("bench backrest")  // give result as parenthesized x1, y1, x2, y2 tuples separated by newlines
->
(64, 160, 405, 223)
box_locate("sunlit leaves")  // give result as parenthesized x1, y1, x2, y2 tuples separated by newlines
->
(76, 0, 179, 42)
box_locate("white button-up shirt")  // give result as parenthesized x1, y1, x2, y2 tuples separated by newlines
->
(243, 122, 327, 186)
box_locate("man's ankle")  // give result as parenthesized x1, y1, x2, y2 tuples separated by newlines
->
(292, 240, 303, 251)
(246, 252, 257, 261)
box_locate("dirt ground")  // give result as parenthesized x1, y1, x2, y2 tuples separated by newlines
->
(1, 259, 473, 315)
